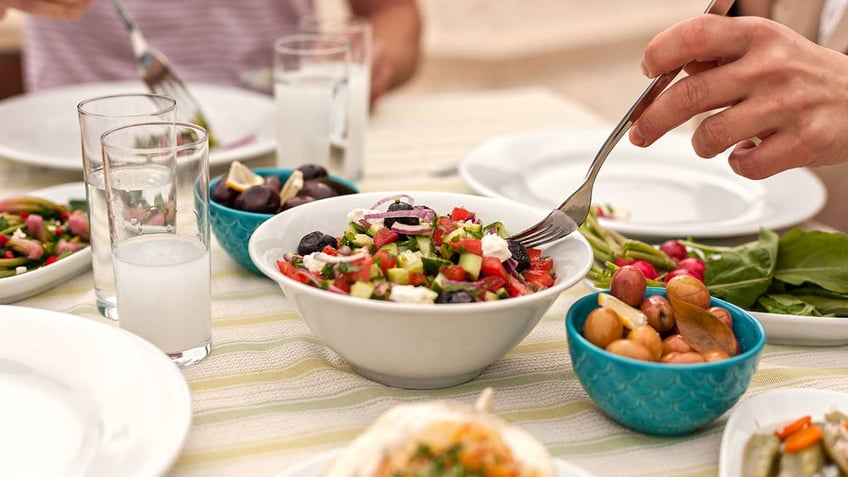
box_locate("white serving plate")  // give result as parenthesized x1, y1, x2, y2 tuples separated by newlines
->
(719, 388, 848, 477)
(0, 81, 276, 170)
(459, 128, 826, 239)
(278, 449, 596, 477)
(0, 183, 91, 304)
(0, 305, 192, 476)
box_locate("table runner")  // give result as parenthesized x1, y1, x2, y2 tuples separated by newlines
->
(3, 87, 847, 477)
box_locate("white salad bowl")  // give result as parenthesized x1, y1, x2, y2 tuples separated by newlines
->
(248, 191, 593, 389)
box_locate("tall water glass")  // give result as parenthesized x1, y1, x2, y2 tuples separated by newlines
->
(77, 94, 177, 321)
(273, 34, 350, 177)
(299, 15, 371, 182)
(101, 122, 212, 366)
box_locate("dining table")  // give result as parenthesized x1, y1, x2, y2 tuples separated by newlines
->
(2, 85, 847, 477)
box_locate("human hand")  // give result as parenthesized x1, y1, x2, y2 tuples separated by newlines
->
(1, 0, 92, 19)
(629, 15, 848, 179)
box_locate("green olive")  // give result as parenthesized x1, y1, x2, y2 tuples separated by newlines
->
(605, 339, 653, 361)
(627, 326, 662, 361)
(666, 274, 711, 309)
(584, 308, 624, 349)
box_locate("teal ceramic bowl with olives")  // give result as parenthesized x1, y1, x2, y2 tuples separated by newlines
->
(209, 167, 357, 275)
(565, 287, 766, 436)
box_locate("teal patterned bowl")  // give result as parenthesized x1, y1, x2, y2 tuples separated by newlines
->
(209, 168, 357, 275)
(566, 287, 765, 436)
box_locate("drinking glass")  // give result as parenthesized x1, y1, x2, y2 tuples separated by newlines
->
(77, 94, 177, 321)
(101, 121, 212, 366)
(299, 15, 372, 182)
(273, 34, 350, 177)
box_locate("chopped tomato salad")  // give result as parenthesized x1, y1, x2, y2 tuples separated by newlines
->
(275, 194, 557, 304)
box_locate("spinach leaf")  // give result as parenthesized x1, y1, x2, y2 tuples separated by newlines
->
(773, 229, 848, 294)
(756, 294, 823, 316)
(690, 228, 778, 309)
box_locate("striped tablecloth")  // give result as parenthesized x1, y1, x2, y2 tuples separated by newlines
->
(3, 87, 847, 477)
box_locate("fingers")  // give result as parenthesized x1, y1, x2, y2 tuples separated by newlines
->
(630, 60, 751, 148)
(640, 15, 754, 79)
(727, 132, 803, 179)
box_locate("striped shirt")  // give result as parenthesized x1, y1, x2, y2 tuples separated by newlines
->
(22, 0, 314, 92)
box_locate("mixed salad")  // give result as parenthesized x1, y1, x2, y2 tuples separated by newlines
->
(0, 195, 90, 278)
(275, 194, 556, 304)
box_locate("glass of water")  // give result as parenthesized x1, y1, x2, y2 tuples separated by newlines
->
(77, 94, 177, 321)
(299, 15, 372, 182)
(101, 121, 212, 367)
(273, 34, 350, 177)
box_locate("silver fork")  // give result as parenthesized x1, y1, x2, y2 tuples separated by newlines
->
(508, 0, 735, 249)
(110, 0, 210, 127)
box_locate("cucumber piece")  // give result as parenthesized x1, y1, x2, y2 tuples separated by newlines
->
(350, 281, 375, 299)
(461, 222, 483, 237)
(415, 235, 433, 257)
(430, 272, 448, 293)
(378, 242, 399, 255)
(422, 256, 451, 275)
(387, 267, 410, 285)
(351, 233, 374, 248)
(398, 250, 424, 273)
(442, 227, 467, 245)
(458, 253, 483, 280)
(367, 222, 383, 236)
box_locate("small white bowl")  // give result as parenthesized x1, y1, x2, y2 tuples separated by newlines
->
(248, 191, 593, 389)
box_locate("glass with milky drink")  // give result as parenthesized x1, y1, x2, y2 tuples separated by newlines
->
(77, 94, 177, 321)
(273, 34, 350, 177)
(299, 15, 371, 182)
(101, 122, 211, 366)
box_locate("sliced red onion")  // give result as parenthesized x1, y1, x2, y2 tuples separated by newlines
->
(370, 194, 414, 210)
(312, 251, 368, 264)
(363, 208, 431, 222)
(440, 279, 486, 290)
(389, 222, 432, 235)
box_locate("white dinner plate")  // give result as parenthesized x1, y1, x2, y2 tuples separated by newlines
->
(750, 311, 848, 346)
(0, 81, 276, 170)
(718, 388, 848, 477)
(278, 449, 596, 477)
(459, 128, 827, 239)
(0, 305, 192, 477)
(0, 183, 91, 304)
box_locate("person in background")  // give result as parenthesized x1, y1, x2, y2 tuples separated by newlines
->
(628, 1, 848, 231)
(0, 0, 421, 106)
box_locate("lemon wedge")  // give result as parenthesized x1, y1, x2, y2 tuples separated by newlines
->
(598, 292, 648, 329)
(225, 161, 264, 192)
(279, 169, 304, 203)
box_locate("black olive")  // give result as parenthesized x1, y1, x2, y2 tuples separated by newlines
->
(507, 239, 530, 272)
(212, 175, 239, 207)
(297, 164, 329, 181)
(233, 184, 281, 214)
(264, 175, 282, 193)
(384, 201, 419, 230)
(297, 231, 338, 255)
(298, 181, 337, 200)
(435, 289, 475, 304)
(281, 195, 316, 211)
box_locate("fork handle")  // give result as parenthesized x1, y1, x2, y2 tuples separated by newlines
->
(110, 0, 137, 33)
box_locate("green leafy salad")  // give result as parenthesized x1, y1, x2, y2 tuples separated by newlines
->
(582, 208, 848, 317)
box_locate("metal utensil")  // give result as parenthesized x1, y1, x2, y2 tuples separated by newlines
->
(110, 0, 211, 128)
(508, 0, 735, 249)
